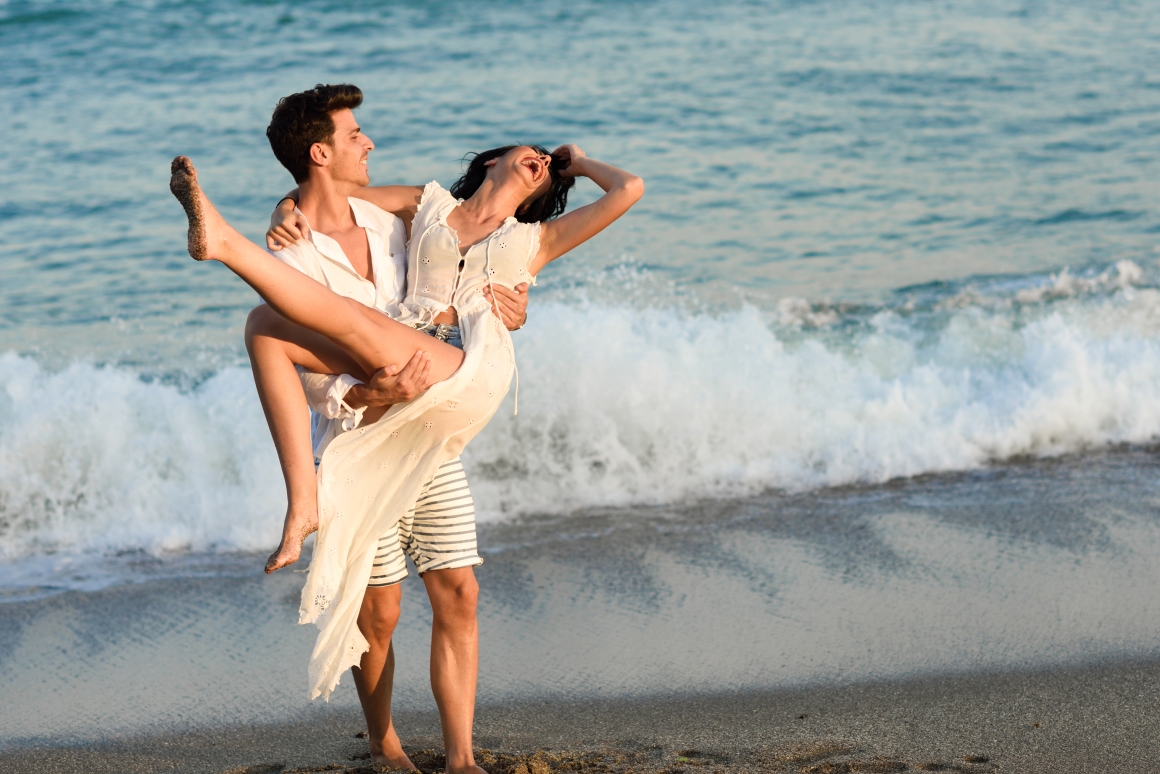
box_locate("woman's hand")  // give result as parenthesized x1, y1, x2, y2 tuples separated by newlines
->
(266, 197, 311, 251)
(532, 152, 644, 274)
(551, 144, 588, 178)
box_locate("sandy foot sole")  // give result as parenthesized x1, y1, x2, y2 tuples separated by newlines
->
(168, 155, 208, 261)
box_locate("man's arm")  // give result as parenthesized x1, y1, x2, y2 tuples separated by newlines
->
(343, 352, 433, 409)
(299, 351, 432, 429)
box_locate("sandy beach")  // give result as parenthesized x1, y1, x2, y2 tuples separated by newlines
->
(5, 658, 1160, 773)
(4, 453, 1160, 773)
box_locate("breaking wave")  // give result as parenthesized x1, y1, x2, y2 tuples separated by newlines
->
(3, 260, 1160, 574)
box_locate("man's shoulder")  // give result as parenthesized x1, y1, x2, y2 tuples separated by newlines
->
(269, 237, 322, 275)
(349, 196, 405, 235)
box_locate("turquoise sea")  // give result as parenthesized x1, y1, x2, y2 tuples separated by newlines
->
(3, 0, 1160, 743)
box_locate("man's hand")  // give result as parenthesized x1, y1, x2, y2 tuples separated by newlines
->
(485, 282, 529, 331)
(345, 351, 432, 408)
(266, 199, 311, 251)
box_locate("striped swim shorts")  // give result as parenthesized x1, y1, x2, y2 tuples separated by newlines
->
(367, 457, 482, 586)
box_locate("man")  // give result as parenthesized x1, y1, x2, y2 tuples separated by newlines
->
(246, 83, 526, 774)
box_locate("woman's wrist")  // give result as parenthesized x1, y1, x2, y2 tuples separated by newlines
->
(568, 156, 594, 177)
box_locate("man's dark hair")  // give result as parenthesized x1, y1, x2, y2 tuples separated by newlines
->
(450, 145, 575, 223)
(266, 84, 363, 183)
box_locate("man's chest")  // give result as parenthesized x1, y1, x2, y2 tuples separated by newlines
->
(327, 226, 372, 282)
(287, 210, 408, 309)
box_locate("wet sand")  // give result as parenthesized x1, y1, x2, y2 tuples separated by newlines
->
(4, 452, 1160, 772)
(4, 657, 1160, 773)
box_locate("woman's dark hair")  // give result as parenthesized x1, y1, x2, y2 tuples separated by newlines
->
(449, 145, 575, 223)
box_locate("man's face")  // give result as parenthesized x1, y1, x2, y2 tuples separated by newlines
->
(320, 108, 373, 187)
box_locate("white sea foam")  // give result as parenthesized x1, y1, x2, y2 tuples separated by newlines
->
(0, 356, 284, 561)
(472, 279, 1160, 515)
(3, 268, 1160, 570)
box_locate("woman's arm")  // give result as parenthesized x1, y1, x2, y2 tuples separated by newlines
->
(267, 191, 305, 250)
(265, 185, 425, 251)
(532, 146, 644, 275)
(349, 185, 425, 216)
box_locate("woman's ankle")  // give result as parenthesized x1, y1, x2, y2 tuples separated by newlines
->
(283, 501, 317, 524)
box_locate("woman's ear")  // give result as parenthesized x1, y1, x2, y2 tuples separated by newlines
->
(484, 158, 498, 168)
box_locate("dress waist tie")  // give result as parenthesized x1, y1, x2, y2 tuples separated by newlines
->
(484, 239, 518, 416)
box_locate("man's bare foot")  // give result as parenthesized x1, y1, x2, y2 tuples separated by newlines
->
(264, 507, 319, 573)
(369, 730, 417, 772)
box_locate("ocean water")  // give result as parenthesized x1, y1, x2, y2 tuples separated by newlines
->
(2, 0, 1160, 602)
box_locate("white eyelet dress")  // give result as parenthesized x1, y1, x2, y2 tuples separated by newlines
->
(299, 182, 538, 701)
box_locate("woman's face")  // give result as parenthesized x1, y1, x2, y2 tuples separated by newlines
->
(492, 146, 554, 199)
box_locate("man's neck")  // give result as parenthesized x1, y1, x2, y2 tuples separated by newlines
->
(297, 174, 363, 235)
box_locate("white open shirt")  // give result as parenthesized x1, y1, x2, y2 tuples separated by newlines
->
(270, 197, 409, 459)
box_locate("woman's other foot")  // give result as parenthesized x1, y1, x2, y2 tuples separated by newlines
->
(169, 155, 234, 262)
(264, 507, 319, 573)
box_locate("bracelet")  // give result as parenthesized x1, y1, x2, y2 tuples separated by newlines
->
(277, 196, 297, 208)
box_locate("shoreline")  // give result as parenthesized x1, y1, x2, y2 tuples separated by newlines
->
(5, 451, 1160, 771)
(5, 657, 1160, 774)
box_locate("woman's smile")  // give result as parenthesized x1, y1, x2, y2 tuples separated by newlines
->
(519, 153, 548, 183)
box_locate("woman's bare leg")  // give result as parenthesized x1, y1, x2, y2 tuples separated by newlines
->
(245, 304, 371, 573)
(170, 156, 463, 379)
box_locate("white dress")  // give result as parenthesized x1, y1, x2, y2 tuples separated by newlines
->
(300, 182, 538, 700)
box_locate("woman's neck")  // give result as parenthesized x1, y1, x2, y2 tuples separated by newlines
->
(456, 178, 525, 225)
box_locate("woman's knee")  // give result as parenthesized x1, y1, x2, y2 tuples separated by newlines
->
(244, 304, 281, 350)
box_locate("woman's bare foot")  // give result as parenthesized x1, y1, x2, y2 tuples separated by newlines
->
(264, 506, 319, 573)
(169, 156, 210, 260)
(169, 155, 236, 262)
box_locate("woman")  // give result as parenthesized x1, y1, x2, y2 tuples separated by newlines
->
(169, 143, 642, 699)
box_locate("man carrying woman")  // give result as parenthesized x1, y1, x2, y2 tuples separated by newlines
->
(170, 82, 642, 773)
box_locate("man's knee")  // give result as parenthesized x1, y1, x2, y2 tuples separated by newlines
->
(427, 568, 479, 621)
(359, 585, 402, 644)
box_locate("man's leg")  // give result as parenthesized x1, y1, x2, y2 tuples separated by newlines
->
(403, 458, 485, 774)
(423, 567, 484, 774)
(353, 582, 416, 771)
